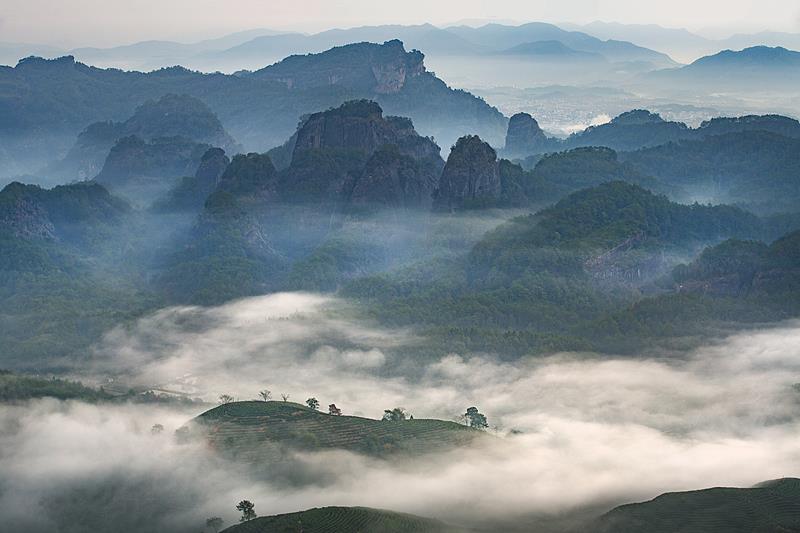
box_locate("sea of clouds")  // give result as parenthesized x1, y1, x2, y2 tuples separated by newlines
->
(2, 292, 799, 532)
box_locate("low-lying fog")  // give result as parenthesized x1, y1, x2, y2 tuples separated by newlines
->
(2, 292, 799, 532)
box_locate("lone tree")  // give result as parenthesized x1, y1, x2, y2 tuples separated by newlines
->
(306, 397, 320, 410)
(258, 389, 271, 402)
(382, 407, 408, 421)
(465, 406, 488, 429)
(205, 517, 224, 532)
(328, 404, 342, 416)
(281, 393, 290, 402)
(219, 394, 235, 404)
(150, 423, 164, 434)
(236, 500, 256, 522)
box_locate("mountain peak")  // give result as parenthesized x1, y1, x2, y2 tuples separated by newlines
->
(250, 39, 426, 94)
(16, 54, 76, 69)
(691, 45, 800, 68)
(611, 109, 665, 125)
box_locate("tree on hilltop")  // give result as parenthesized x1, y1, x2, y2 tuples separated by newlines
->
(465, 406, 488, 429)
(258, 389, 271, 401)
(382, 407, 408, 421)
(236, 500, 256, 522)
(219, 394, 234, 404)
(306, 397, 320, 410)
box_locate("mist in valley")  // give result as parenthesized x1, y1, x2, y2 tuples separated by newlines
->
(2, 292, 799, 532)
(3, 2, 800, 532)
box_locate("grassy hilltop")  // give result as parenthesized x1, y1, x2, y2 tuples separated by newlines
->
(192, 400, 484, 460)
(221, 507, 468, 533)
(585, 478, 800, 533)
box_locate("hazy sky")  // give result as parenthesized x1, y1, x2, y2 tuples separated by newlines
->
(1, 0, 799, 47)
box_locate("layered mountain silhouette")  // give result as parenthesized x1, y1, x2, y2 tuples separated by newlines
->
(646, 46, 800, 90)
(0, 41, 506, 180)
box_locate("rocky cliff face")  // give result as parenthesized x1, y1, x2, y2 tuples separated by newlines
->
(433, 135, 501, 211)
(0, 183, 56, 240)
(48, 94, 239, 182)
(252, 40, 425, 95)
(0, 181, 129, 242)
(291, 101, 440, 161)
(350, 146, 440, 208)
(503, 113, 551, 159)
(217, 152, 279, 201)
(123, 94, 239, 152)
(195, 148, 230, 187)
(95, 135, 211, 186)
(151, 148, 231, 212)
(283, 100, 443, 208)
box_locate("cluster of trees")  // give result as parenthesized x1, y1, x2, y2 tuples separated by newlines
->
(382, 407, 410, 421)
(250, 389, 340, 415)
(464, 407, 489, 429)
(203, 499, 256, 531)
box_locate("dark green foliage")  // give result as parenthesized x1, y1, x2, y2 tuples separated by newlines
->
(564, 109, 690, 152)
(279, 147, 369, 203)
(152, 147, 230, 213)
(585, 478, 800, 533)
(524, 147, 673, 203)
(121, 93, 237, 151)
(382, 407, 408, 421)
(465, 406, 488, 429)
(236, 501, 257, 522)
(306, 397, 320, 410)
(220, 506, 466, 533)
(672, 239, 769, 286)
(0, 181, 161, 368)
(0, 180, 130, 244)
(0, 371, 202, 404)
(46, 93, 238, 185)
(0, 372, 113, 402)
(219, 153, 278, 197)
(469, 182, 761, 277)
(524, 181, 760, 249)
(94, 135, 211, 188)
(433, 135, 503, 211)
(345, 182, 786, 357)
(277, 100, 444, 208)
(668, 230, 800, 295)
(194, 401, 483, 459)
(623, 131, 800, 214)
(1, 42, 505, 177)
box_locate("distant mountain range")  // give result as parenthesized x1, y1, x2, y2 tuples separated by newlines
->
(644, 46, 800, 91)
(1, 21, 676, 74)
(7, 22, 800, 93)
(0, 40, 506, 180)
(567, 21, 800, 63)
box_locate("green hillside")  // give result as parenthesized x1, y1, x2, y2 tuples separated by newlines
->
(585, 478, 800, 533)
(221, 506, 467, 533)
(192, 401, 483, 459)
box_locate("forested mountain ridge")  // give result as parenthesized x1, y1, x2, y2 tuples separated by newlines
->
(0, 41, 506, 181)
(503, 109, 800, 158)
(45, 94, 239, 183)
(584, 478, 800, 533)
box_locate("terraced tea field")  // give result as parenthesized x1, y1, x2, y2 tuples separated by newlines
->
(587, 478, 800, 533)
(192, 401, 483, 460)
(221, 506, 468, 533)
